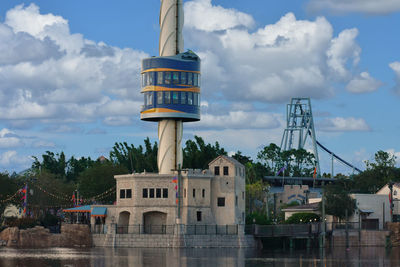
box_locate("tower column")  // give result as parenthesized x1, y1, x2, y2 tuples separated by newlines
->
(158, 119, 183, 174)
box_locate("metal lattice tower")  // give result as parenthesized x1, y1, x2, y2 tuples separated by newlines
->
(280, 98, 320, 177)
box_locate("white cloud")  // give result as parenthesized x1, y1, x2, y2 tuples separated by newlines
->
(389, 61, 400, 94)
(0, 150, 32, 170)
(194, 111, 281, 129)
(0, 4, 146, 124)
(103, 116, 132, 126)
(307, 0, 400, 15)
(318, 117, 371, 132)
(346, 72, 382, 93)
(385, 149, 400, 166)
(0, 128, 23, 148)
(184, 0, 254, 32)
(32, 140, 56, 148)
(184, 5, 371, 103)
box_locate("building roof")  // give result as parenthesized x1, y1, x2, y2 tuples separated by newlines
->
(281, 202, 320, 212)
(208, 155, 244, 167)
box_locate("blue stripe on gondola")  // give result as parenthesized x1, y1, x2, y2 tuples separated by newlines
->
(141, 104, 200, 114)
(142, 57, 200, 72)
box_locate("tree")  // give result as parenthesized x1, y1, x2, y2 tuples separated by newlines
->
(323, 179, 356, 221)
(183, 136, 226, 169)
(109, 137, 158, 173)
(285, 212, 320, 224)
(353, 150, 398, 193)
(77, 162, 128, 204)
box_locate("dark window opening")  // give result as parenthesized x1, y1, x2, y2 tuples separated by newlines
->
(235, 196, 238, 206)
(164, 91, 171, 104)
(143, 188, 148, 198)
(223, 166, 229, 175)
(120, 189, 126, 199)
(214, 166, 220, 176)
(217, 197, 225, 207)
(156, 188, 161, 198)
(157, 71, 163, 85)
(202, 189, 205, 198)
(126, 189, 132, 199)
(197, 211, 202, 222)
(150, 188, 155, 198)
(163, 188, 168, 198)
(184, 188, 186, 198)
(193, 188, 196, 198)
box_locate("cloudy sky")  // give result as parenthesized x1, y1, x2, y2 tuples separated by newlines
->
(0, 0, 399, 174)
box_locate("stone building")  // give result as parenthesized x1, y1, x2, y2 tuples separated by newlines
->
(96, 155, 245, 232)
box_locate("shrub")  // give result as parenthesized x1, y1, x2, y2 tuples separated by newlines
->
(246, 212, 272, 225)
(285, 212, 320, 224)
(5, 217, 38, 229)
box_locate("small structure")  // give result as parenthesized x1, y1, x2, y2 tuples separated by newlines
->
(282, 202, 320, 220)
(96, 155, 246, 234)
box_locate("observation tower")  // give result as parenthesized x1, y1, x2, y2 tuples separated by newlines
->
(140, 0, 201, 174)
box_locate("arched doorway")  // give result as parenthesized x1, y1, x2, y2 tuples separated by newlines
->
(117, 211, 130, 234)
(143, 211, 167, 234)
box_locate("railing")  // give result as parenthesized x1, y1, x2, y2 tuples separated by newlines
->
(245, 223, 321, 237)
(113, 224, 238, 235)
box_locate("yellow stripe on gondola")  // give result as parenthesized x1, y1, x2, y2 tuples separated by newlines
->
(141, 68, 200, 74)
(141, 86, 200, 93)
(141, 108, 184, 114)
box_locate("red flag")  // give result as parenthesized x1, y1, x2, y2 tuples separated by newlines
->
(172, 177, 178, 183)
(176, 199, 179, 204)
(313, 167, 317, 179)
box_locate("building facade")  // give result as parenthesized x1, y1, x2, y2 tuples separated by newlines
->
(97, 155, 245, 232)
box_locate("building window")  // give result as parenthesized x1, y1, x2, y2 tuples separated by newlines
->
(184, 188, 186, 198)
(157, 92, 163, 104)
(163, 188, 168, 198)
(188, 92, 193, 105)
(143, 188, 148, 198)
(194, 93, 198, 107)
(181, 92, 186, 104)
(148, 72, 154, 85)
(194, 73, 198, 87)
(146, 93, 153, 106)
(202, 189, 205, 198)
(181, 72, 187, 84)
(172, 92, 179, 104)
(197, 211, 202, 222)
(173, 72, 179, 84)
(157, 71, 163, 85)
(223, 166, 229, 175)
(149, 188, 155, 198)
(156, 188, 161, 198)
(242, 212, 245, 222)
(164, 71, 171, 84)
(120, 189, 126, 199)
(242, 191, 244, 200)
(193, 188, 196, 198)
(126, 189, 132, 199)
(235, 196, 238, 206)
(188, 72, 193, 85)
(164, 91, 171, 104)
(217, 197, 225, 207)
(214, 166, 220, 176)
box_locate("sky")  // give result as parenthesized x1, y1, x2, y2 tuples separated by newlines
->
(0, 0, 400, 175)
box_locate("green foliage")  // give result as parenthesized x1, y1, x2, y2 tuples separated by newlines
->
(5, 217, 38, 229)
(109, 138, 158, 173)
(0, 173, 22, 216)
(323, 179, 357, 221)
(353, 150, 399, 193)
(246, 212, 271, 225)
(183, 136, 226, 169)
(285, 212, 320, 224)
(77, 162, 128, 204)
(257, 143, 316, 177)
(246, 180, 269, 214)
(31, 151, 95, 182)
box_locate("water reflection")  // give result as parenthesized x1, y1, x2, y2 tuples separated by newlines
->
(0, 247, 399, 267)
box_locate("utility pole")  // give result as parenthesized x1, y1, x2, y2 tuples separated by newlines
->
(320, 181, 326, 248)
(389, 182, 394, 222)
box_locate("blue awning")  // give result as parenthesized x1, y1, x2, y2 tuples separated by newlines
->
(91, 207, 107, 217)
(63, 205, 91, 213)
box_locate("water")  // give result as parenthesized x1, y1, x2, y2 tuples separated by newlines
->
(0, 247, 399, 267)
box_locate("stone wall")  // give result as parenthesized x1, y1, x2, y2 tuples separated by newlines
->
(329, 230, 390, 247)
(92, 233, 257, 248)
(0, 224, 91, 248)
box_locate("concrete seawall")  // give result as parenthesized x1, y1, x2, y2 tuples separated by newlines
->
(92, 233, 257, 248)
